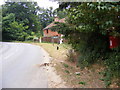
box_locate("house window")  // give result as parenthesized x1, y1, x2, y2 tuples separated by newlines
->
(46, 29, 48, 33)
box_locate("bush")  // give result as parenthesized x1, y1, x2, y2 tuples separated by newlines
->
(25, 36, 34, 41)
(77, 32, 109, 68)
(105, 52, 120, 78)
(73, 32, 120, 87)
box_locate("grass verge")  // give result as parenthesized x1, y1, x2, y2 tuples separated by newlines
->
(33, 42, 106, 88)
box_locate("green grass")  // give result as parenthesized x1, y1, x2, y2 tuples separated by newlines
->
(35, 42, 71, 60)
(60, 43, 72, 49)
(14, 40, 33, 43)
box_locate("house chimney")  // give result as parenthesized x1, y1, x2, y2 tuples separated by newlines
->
(54, 17, 59, 22)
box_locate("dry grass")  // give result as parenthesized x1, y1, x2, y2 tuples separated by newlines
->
(14, 42, 118, 88)
(33, 42, 106, 88)
(34, 43, 71, 61)
(55, 61, 106, 88)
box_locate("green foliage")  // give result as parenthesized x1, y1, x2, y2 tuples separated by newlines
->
(99, 70, 112, 87)
(56, 9, 67, 19)
(63, 63, 69, 68)
(9, 21, 28, 40)
(77, 33, 109, 68)
(2, 2, 41, 41)
(38, 7, 67, 30)
(64, 70, 70, 74)
(105, 52, 120, 78)
(25, 35, 34, 41)
(78, 81, 86, 85)
(76, 73, 80, 76)
(2, 13, 29, 41)
(66, 2, 120, 36)
(51, 2, 120, 87)
(38, 7, 55, 29)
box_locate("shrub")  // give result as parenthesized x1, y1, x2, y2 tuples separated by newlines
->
(74, 32, 120, 87)
(26, 36, 34, 41)
(105, 52, 120, 78)
(77, 32, 109, 68)
(78, 81, 86, 85)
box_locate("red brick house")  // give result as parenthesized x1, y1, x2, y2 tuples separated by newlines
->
(42, 17, 65, 43)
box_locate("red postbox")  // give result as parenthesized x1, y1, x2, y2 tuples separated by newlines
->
(109, 36, 120, 48)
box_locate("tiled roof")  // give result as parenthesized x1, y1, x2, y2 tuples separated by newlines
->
(59, 18, 65, 23)
(43, 22, 56, 30)
(43, 18, 65, 30)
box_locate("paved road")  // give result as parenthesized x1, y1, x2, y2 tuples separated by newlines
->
(0, 42, 49, 88)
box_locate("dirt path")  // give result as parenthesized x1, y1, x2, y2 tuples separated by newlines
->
(37, 45, 69, 88)
(45, 65, 69, 88)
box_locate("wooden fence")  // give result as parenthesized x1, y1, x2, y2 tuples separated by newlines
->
(41, 37, 59, 43)
(41, 37, 67, 43)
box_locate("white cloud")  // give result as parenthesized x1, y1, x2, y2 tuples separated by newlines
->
(34, 0, 59, 10)
(0, 0, 5, 5)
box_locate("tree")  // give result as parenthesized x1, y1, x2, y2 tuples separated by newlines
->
(51, 2, 120, 84)
(51, 2, 120, 50)
(2, 13, 15, 40)
(2, 13, 29, 41)
(2, 2, 41, 41)
(38, 7, 56, 29)
(38, 7, 67, 30)
(67, 2, 120, 36)
(56, 9, 67, 19)
(9, 21, 28, 41)
(47, 1, 120, 87)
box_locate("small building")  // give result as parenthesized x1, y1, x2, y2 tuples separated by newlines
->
(42, 17, 65, 44)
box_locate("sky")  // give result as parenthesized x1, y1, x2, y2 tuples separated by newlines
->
(0, 0, 59, 10)
(34, 0, 59, 9)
